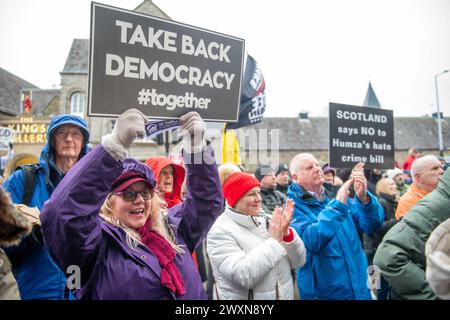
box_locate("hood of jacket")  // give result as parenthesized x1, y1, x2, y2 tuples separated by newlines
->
(145, 156, 185, 208)
(38, 115, 90, 183)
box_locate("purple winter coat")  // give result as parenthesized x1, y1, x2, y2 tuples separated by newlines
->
(41, 144, 224, 300)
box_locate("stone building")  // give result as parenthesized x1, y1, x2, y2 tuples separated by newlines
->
(0, 67, 58, 158)
(57, 0, 174, 160)
(2, 0, 450, 171)
(238, 115, 450, 172)
(1, 1, 223, 163)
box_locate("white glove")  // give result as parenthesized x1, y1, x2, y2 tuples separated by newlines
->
(180, 111, 207, 153)
(102, 108, 146, 160)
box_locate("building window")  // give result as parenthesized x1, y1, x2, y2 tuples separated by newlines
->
(70, 92, 86, 118)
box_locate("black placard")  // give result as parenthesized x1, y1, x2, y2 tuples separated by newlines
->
(88, 2, 245, 121)
(329, 102, 394, 169)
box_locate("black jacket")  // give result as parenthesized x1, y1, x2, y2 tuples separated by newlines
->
(363, 192, 397, 263)
(260, 187, 287, 213)
(276, 183, 289, 196)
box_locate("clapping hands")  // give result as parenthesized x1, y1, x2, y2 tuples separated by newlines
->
(350, 162, 368, 203)
(269, 199, 295, 242)
(336, 162, 369, 204)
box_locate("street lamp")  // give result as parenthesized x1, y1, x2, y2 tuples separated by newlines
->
(434, 69, 449, 156)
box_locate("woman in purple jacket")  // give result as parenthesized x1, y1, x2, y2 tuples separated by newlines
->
(40, 109, 224, 299)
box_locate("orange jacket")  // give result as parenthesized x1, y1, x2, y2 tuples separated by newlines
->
(395, 183, 429, 220)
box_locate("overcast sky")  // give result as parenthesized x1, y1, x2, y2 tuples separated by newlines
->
(1, 0, 449, 118)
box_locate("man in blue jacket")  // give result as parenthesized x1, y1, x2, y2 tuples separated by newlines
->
(3, 115, 89, 299)
(287, 153, 384, 300)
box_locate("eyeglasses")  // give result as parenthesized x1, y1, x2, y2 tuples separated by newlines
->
(111, 190, 153, 202)
(160, 168, 174, 176)
(55, 128, 83, 140)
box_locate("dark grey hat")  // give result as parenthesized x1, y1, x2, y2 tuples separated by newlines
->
(254, 165, 274, 181)
(275, 163, 289, 176)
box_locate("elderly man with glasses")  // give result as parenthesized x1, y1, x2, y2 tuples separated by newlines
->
(2, 114, 90, 300)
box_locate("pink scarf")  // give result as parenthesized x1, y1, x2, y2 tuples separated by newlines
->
(139, 220, 186, 296)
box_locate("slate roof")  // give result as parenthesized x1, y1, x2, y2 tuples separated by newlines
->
(61, 39, 89, 74)
(244, 117, 450, 151)
(0, 67, 39, 116)
(30, 89, 59, 116)
(134, 0, 171, 19)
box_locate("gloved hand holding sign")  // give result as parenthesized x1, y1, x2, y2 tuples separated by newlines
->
(102, 108, 146, 160)
(180, 111, 207, 153)
(103, 109, 208, 161)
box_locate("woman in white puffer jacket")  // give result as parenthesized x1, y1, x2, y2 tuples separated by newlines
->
(206, 171, 306, 300)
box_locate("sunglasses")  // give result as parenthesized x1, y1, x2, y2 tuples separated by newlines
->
(111, 189, 153, 202)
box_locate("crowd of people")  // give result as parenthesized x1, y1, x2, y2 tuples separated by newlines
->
(1, 112, 450, 300)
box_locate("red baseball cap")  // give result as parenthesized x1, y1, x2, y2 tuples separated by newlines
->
(111, 171, 153, 192)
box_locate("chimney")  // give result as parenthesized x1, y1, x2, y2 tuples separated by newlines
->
(298, 111, 310, 123)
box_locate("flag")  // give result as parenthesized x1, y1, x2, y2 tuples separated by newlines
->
(221, 123, 242, 165)
(20, 90, 33, 114)
(221, 54, 265, 163)
(226, 54, 266, 129)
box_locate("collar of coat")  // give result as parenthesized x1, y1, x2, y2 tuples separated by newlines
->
(225, 207, 266, 230)
(98, 217, 171, 294)
(378, 192, 397, 203)
(260, 186, 277, 196)
(290, 182, 338, 203)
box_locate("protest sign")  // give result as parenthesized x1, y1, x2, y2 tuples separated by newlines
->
(0, 127, 14, 151)
(88, 2, 245, 122)
(329, 103, 394, 169)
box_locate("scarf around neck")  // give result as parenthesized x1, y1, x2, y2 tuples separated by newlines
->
(138, 219, 186, 296)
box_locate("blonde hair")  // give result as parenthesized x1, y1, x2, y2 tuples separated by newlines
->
(100, 190, 184, 254)
(375, 178, 396, 196)
(218, 163, 242, 186)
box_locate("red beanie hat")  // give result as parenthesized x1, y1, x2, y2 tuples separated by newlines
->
(222, 172, 261, 208)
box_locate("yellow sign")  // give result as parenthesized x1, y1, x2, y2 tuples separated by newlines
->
(5, 117, 49, 144)
(8, 123, 48, 143)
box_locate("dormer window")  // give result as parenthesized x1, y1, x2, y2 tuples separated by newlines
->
(70, 92, 86, 118)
